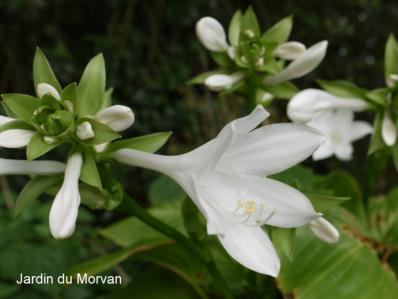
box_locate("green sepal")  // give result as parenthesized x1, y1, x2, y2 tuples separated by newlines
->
(107, 132, 172, 153)
(76, 53, 106, 116)
(307, 193, 350, 212)
(14, 175, 62, 217)
(76, 118, 120, 145)
(210, 52, 232, 67)
(80, 150, 102, 189)
(368, 112, 385, 155)
(365, 88, 389, 107)
(101, 87, 113, 110)
(26, 133, 61, 160)
(228, 10, 242, 46)
(262, 15, 293, 44)
(61, 82, 77, 103)
(33, 47, 62, 93)
(241, 6, 261, 38)
(265, 81, 298, 99)
(385, 34, 398, 79)
(317, 79, 367, 99)
(1, 94, 41, 125)
(0, 120, 35, 132)
(187, 71, 224, 85)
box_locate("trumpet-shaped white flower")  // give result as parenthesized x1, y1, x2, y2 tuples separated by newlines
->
(95, 105, 135, 132)
(113, 106, 328, 276)
(309, 217, 339, 243)
(382, 112, 397, 146)
(76, 121, 95, 140)
(205, 72, 244, 91)
(288, 89, 369, 123)
(0, 129, 35, 148)
(0, 158, 65, 175)
(264, 41, 328, 86)
(36, 83, 61, 100)
(274, 41, 306, 60)
(49, 153, 82, 239)
(196, 17, 229, 52)
(307, 110, 372, 161)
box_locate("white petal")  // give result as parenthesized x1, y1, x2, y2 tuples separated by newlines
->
(350, 121, 373, 141)
(37, 83, 61, 100)
(382, 112, 396, 146)
(218, 123, 325, 176)
(196, 17, 229, 52)
(0, 129, 34, 148)
(287, 89, 368, 123)
(76, 121, 95, 140)
(335, 143, 353, 161)
(94, 143, 108, 153)
(0, 115, 15, 126)
(0, 158, 65, 175)
(312, 143, 334, 160)
(264, 41, 328, 86)
(95, 105, 134, 132)
(49, 153, 82, 239)
(201, 173, 319, 228)
(217, 223, 280, 276)
(205, 72, 244, 91)
(274, 41, 306, 60)
(309, 217, 339, 243)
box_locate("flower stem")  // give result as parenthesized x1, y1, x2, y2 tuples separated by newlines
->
(122, 192, 233, 299)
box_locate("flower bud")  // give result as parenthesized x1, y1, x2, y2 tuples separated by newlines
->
(37, 83, 61, 100)
(382, 112, 397, 146)
(204, 72, 244, 91)
(386, 74, 398, 88)
(95, 105, 135, 132)
(196, 17, 229, 52)
(0, 158, 65, 175)
(76, 121, 95, 140)
(43, 136, 57, 145)
(274, 41, 306, 60)
(309, 217, 339, 243)
(0, 129, 34, 148)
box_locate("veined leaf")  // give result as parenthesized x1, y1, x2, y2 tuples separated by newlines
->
(108, 132, 171, 153)
(228, 10, 242, 46)
(1, 94, 40, 125)
(26, 133, 60, 160)
(80, 151, 102, 189)
(317, 79, 367, 99)
(385, 34, 398, 79)
(262, 16, 293, 43)
(33, 47, 62, 93)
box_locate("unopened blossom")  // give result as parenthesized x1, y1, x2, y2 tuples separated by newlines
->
(113, 106, 332, 276)
(36, 83, 61, 100)
(0, 158, 65, 175)
(205, 72, 244, 91)
(309, 217, 339, 243)
(49, 153, 82, 239)
(196, 17, 229, 52)
(307, 110, 372, 161)
(95, 105, 135, 132)
(0, 129, 35, 148)
(274, 41, 306, 60)
(76, 121, 95, 140)
(382, 112, 397, 146)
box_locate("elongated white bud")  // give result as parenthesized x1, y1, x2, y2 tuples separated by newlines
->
(265, 41, 328, 86)
(196, 17, 229, 52)
(386, 74, 398, 88)
(95, 105, 135, 132)
(382, 112, 397, 146)
(309, 217, 339, 243)
(0, 158, 65, 175)
(0, 115, 15, 126)
(76, 121, 95, 140)
(205, 72, 244, 91)
(0, 129, 34, 148)
(274, 41, 306, 60)
(49, 153, 82, 239)
(37, 83, 61, 100)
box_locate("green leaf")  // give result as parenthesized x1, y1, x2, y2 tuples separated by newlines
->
(366, 88, 389, 107)
(76, 53, 106, 116)
(265, 81, 299, 99)
(33, 47, 62, 93)
(241, 7, 260, 37)
(26, 133, 60, 160)
(102, 87, 113, 110)
(262, 16, 293, 43)
(307, 194, 350, 212)
(368, 112, 385, 155)
(61, 82, 77, 103)
(108, 132, 171, 153)
(77, 118, 120, 145)
(279, 227, 398, 299)
(182, 198, 205, 241)
(14, 176, 62, 217)
(210, 52, 231, 67)
(271, 227, 296, 260)
(149, 175, 186, 205)
(385, 34, 398, 78)
(228, 10, 242, 46)
(317, 79, 367, 99)
(80, 151, 102, 189)
(80, 180, 123, 211)
(0, 120, 34, 132)
(1, 94, 41, 124)
(187, 71, 224, 85)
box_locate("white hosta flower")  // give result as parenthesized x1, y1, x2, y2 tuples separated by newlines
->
(274, 41, 306, 60)
(196, 17, 229, 52)
(205, 72, 244, 91)
(0, 115, 15, 126)
(288, 89, 369, 123)
(0, 129, 34, 148)
(114, 106, 327, 276)
(95, 105, 135, 132)
(0, 158, 65, 175)
(36, 83, 61, 100)
(382, 112, 397, 146)
(76, 121, 95, 140)
(264, 41, 328, 86)
(309, 217, 339, 243)
(307, 110, 372, 161)
(49, 153, 82, 239)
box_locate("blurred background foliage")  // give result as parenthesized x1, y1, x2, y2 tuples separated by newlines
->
(1, 0, 398, 298)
